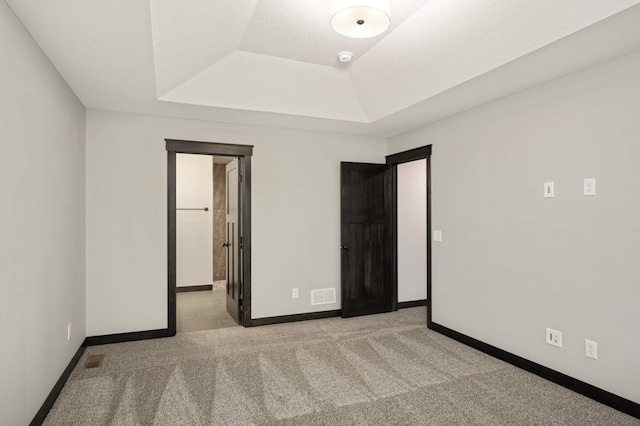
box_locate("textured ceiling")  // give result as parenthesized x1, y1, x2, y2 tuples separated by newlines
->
(6, 0, 640, 137)
(150, 0, 260, 97)
(238, 0, 428, 67)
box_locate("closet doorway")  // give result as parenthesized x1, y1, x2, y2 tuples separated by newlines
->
(174, 154, 238, 333)
(166, 140, 253, 336)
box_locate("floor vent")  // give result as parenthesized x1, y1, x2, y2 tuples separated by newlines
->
(85, 354, 105, 369)
(311, 288, 336, 305)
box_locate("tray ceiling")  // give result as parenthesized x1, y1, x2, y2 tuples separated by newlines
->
(7, 0, 640, 137)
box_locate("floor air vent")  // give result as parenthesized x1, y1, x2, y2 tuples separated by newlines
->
(85, 354, 105, 369)
(311, 288, 336, 305)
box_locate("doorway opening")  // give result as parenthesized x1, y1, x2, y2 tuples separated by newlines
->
(174, 153, 239, 333)
(167, 140, 253, 336)
(386, 145, 432, 324)
(394, 157, 428, 308)
(340, 145, 431, 320)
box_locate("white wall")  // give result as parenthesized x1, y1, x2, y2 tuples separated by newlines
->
(176, 154, 213, 287)
(86, 110, 386, 334)
(388, 51, 640, 404)
(397, 159, 427, 302)
(0, 2, 86, 425)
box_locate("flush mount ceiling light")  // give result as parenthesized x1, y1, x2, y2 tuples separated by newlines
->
(331, 0, 391, 39)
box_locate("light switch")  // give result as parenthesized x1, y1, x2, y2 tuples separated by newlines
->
(434, 230, 442, 242)
(584, 178, 596, 196)
(544, 182, 554, 198)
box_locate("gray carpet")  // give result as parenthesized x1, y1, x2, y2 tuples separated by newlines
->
(44, 308, 639, 425)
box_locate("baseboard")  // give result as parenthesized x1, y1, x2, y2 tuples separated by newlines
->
(430, 322, 640, 419)
(250, 310, 341, 327)
(176, 285, 213, 293)
(397, 299, 427, 309)
(30, 343, 87, 426)
(31, 327, 172, 424)
(85, 328, 171, 346)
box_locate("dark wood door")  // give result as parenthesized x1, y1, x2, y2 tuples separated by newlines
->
(341, 162, 393, 318)
(225, 158, 242, 324)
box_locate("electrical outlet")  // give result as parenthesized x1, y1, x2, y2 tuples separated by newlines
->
(546, 327, 562, 348)
(585, 339, 598, 359)
(433, 230, 442, 242)
(292, 288, 299, 299)
(67, 323, 72, 342)
(584, 178, 596, 196)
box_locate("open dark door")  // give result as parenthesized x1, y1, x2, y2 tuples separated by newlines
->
(341, 162, 393, 318)
(225, 158, 242, 324)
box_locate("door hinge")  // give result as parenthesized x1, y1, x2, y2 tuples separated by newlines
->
(239, 173, 243, 182)
(239, 236, 244, 249)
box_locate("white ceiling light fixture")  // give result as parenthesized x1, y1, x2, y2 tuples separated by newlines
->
(331, 0, 391, 39)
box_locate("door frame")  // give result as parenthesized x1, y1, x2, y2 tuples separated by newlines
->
(385, 145, 432, 326)
(166, 139, 254, 334)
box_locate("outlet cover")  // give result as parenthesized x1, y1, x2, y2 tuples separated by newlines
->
(584, 178, 596, 196)
(585, 339, 598, 359)
(433, 230, 442, 242)
(546, 327, 562, 348)
(292, 288, 299, 299)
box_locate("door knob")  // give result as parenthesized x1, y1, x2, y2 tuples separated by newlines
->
(222, 242, 231, 247)
(340, 245, 350, 250)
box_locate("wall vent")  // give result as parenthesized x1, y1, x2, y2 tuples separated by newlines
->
(85, 354, 105, 369)
(311, 288, 336, 305)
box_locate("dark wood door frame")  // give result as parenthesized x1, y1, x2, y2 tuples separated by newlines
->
(385, 145, 432, 326)
(166, 139, 254, 334)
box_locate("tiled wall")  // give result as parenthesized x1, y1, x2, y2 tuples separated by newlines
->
(213, 163, 226, 281)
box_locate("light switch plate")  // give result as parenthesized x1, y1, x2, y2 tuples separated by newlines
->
(433, 230, 442, 242)
(544, 182, 554, 198)
(584, 178, 596, 196)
